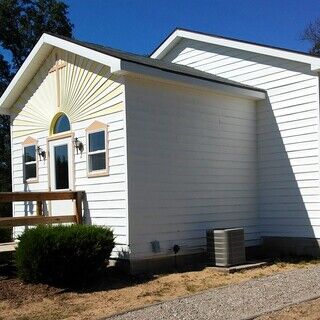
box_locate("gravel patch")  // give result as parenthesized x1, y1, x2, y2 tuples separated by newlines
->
(106, 265, 320, 320)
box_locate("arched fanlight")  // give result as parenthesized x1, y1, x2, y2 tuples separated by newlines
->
(51, 113, 71, 134)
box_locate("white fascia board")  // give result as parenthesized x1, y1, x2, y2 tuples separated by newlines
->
(151, 30, 320, 71)
(151, 32, 182, 59)
(0, 33, 121, 111)
(43, 34, 121, 72)
(0, 39, 51, 112)
(312, 64, 320, 72)
(119, 60, 266, 100)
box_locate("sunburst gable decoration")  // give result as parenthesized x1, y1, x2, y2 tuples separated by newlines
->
(12, 48, 124, 138)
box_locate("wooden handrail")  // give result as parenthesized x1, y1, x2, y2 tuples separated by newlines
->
(0, 191, 85, 226)
(0, 191, 83, 202)
(0, 215, 77, 227)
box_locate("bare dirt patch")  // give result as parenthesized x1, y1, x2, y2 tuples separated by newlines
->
(0, 260, 319, 320)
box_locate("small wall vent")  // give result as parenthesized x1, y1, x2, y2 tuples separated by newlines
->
(151, 240, 161, 253)
(207, 228, 246, 267)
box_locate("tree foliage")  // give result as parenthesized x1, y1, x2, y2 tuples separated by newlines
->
(0, 0, 73, 71)
(302, 17, 320, 56)
(0, 54, 11, 194)
(0, 0, 73, 201)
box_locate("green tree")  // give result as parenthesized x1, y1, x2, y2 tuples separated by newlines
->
(302, 17, 320, 56)
(0, 0, 73, 212)
(0, 0, 73, 71)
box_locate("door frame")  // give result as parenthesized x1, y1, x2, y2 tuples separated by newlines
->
(47, 131, 75, 192)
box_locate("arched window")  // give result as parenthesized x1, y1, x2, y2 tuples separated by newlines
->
(52, 113, 70, 134)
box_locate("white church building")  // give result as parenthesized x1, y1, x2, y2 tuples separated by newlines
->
(0, 28, 320, 272)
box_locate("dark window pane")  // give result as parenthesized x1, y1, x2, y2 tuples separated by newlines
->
(54, 114, 70, 134)
(89, 153, 106, 171)
(54, 144, 69, 189)
(89, 131, 105, 152)
(25, 163, 36, 180)
(24, 145, 36, 163)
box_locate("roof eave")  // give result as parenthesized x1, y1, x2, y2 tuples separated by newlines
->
(118, 60, 266, 100)
(0, 33, 266, 114)
(151, 29, 320, 70)
(0, 33, 121, 112)
(151, 31, 182, 60)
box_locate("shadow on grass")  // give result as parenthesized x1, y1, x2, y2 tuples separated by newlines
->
(66, 261, 207, 294)
(1, 255, 319, 295)
(0, 252, 15, 278)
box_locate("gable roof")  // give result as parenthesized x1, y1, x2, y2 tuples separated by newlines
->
(151, 28, 320, 71)
(60, 35, 265, 93)
(0, 33, 265, 112)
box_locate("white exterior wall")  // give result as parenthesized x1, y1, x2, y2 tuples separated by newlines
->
(125, 76, 258, 259)
(162, 39, 320, 239)
(71, 113, 128, 254)
(12, 129, 50, 238)
(10, 50, 129, 256)
(11, 114, 128, 254)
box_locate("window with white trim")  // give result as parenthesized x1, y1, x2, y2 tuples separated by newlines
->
(24, 144, 37, 181)
(87, 129, 108, 174)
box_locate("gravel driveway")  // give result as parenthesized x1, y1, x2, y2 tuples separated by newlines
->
(105, 265, 320, 320)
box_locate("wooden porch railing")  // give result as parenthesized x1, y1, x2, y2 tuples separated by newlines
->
(0, 191, 85, 228)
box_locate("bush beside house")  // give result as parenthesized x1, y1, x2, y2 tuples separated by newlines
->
(15, 224, 115, 287)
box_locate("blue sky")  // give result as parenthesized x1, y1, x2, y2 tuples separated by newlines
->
(0, 0, 319, 62)
(65, 0, 320, 55)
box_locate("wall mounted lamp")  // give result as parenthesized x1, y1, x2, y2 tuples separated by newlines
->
(37, 146, 46, 161)
(74, 137, 84, 155)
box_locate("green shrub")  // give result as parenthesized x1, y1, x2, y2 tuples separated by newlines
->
(15, 224, 115, 287)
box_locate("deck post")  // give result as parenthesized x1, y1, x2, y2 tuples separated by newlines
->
(75, 192, 83, 224)
(36, 201, 43, 216)
(0, 191, 85, 230)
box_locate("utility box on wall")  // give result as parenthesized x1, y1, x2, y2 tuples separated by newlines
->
(207, 228, 246, 267)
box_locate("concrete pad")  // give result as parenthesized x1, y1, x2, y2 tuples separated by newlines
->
(207, 260, 269, 273)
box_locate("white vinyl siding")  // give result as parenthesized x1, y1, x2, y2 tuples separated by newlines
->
(10, 52, 129, 257)
(125, 76, 258, 259)
(11, 129, 50, 236)
(11, 112, 128, 256)
(71, 113, 128, 254)
(162, 38, 320, 240)
(12, 132, 49, 192)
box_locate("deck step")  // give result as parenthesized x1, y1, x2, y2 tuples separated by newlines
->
(0, 242, 18, 253)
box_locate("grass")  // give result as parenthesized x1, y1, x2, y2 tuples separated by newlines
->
(0, 258, 319, 320)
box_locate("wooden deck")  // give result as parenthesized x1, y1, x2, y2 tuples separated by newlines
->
(0, 191, 85, 252)
(0, 191, 85, 227)
(0, 241, 18, 253)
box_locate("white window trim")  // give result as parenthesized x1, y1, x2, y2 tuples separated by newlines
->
(86, 124, 109, 178)
(23, 143, 38, 183)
